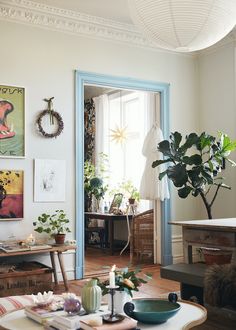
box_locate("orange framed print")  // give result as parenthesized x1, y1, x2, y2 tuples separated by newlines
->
(0, 85, 25, 158)
(0, 170, 24, 220)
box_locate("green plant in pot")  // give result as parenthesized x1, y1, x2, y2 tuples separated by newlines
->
(84, 153, 108, 212)
(33, 209, 71, 244)
(110, 180, 140, 205)
(152, 131, 236, 263)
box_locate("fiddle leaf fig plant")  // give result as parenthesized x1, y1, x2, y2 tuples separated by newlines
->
(152, 132, 236, 219)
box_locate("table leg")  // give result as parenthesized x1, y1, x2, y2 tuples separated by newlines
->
(57, 251, 69, 292)
(109, 217, 114, 255)
(50, 251, 58, 285)
(183, 242, 193, 264)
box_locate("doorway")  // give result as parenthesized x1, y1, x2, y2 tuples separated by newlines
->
(75, 71, 172, 279)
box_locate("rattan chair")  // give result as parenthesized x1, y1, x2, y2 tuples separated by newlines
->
(131, 209, 154, 263)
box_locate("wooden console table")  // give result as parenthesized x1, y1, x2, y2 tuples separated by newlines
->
(161, 218, 236, 304)
(0, 245, 76, 292)
(170, 218, 236, 263)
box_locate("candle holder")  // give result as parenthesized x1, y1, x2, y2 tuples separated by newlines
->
(102, 286, 124, 323)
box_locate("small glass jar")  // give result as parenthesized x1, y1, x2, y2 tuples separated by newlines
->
(64, 298, 81, 316)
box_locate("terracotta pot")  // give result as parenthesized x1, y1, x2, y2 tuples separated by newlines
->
(128, 198, 135, 205)
(54, 234, 66, 245)
(202, 248, 232, 265)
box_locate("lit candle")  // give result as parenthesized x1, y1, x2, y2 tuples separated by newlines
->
(26, 233, 35, 246)
(109, 264, 116, 288)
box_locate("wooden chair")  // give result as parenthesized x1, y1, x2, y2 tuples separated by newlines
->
(130, 209, 154, 263)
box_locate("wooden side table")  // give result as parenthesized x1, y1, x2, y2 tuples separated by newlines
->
(0, 300, 207, 330)
(0, 244, 76, 292)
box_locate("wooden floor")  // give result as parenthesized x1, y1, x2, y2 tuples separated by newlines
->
(53, 249, 235, 329)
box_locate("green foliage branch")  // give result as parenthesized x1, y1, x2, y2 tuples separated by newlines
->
(152, 132, 236, 219)
(95, 266, 152, 297)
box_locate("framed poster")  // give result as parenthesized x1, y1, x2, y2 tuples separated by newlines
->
(0, 170, 24, 220)
(0, 85, 25, 158)
(34, 159, 66, 202)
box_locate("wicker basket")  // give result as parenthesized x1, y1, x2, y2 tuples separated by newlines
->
(131, 209, 154, 263)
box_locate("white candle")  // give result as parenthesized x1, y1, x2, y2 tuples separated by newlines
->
(109, 265, 116, 288)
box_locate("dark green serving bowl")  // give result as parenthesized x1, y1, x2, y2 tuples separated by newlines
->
(124, 299, 181, 324)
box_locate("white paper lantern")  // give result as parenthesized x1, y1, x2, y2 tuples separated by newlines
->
(128, 0, 236, 52)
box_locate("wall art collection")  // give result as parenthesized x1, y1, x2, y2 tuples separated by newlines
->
(0, 85, 65, 221)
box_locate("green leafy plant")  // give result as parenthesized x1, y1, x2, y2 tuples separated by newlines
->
(152, 131, 236, 219)
(96, 267, 152, 297)
(33, 210, 71, 236)
(109, 180, 140, 202)
(84, 153, 109, 210)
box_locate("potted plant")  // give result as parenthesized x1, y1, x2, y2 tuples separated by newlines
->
(110, 180, 140, 205)
(84, 153, 108, 212)
(33, 209, 71, 244)
(152, 131, 236, 263)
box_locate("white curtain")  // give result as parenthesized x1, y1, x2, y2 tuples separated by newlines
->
(139, 92, 170, 201)
(93, 94, 109, 167)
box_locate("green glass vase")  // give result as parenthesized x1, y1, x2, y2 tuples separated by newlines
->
(81, 279, 102, 313)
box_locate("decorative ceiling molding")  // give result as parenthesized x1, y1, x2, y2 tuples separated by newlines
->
(0, 0, 235, 56)
(0, 0, 159, 50)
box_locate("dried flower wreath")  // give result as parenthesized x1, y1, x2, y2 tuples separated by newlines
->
(36, 109, 64, 138)
(36, 97, 64, 138)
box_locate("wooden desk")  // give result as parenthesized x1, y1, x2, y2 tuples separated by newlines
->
(0, 245, 76, 292)
(85, 212, 132, 255)
(0, 300, 207, 330)
(170, 218, 236, 263)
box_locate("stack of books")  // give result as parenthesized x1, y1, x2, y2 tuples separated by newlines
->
(45, 314, 81, 330)
(25, 305, 65, 324)
(45, 315, 137, 330)
(25, 304, 137, 330)
(80, 316, 137, 330)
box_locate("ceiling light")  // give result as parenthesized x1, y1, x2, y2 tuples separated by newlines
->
(128, 0, 236, 52)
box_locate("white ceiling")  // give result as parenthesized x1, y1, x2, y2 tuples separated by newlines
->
(30, 0, 132, 24)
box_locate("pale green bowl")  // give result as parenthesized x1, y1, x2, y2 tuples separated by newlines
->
(124, 299, 181, 324)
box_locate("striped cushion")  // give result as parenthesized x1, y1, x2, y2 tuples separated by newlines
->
(0, 295, 33, 316)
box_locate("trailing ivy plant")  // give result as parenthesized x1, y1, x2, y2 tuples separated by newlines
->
(152, 132, 236, 219)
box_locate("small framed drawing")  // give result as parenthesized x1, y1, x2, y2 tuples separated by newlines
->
(109, 193, 123, 214)
(0, 170, 24, 220)
(0, 85, 25, 158)
(34, 159, 66, 202)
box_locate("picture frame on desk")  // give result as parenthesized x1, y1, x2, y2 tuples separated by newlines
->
(109, 193, 123, 214)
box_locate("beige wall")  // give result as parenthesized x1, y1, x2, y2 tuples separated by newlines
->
(0, 20, 200, 274)
(198, 43, 236, 220)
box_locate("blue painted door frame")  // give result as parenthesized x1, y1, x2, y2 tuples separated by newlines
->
(75, 70, 172, 279)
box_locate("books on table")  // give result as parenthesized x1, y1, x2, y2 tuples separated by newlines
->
(0, 244, 30, 253)
(28, 244, 51, 250)
(45, 315, 137, 330)
(80, 316, 137, 330)
(25, 304, 137, 330)
(0, 243, 51, 253)
(24, 305, 65, 324)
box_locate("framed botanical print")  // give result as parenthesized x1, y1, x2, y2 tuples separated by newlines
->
(0, 170, 24, 220)
(34, 159, 66, 202)
(0, 85, 25, 158)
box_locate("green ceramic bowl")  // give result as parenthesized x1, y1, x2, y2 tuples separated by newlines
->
(124, 299, 181, 324)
